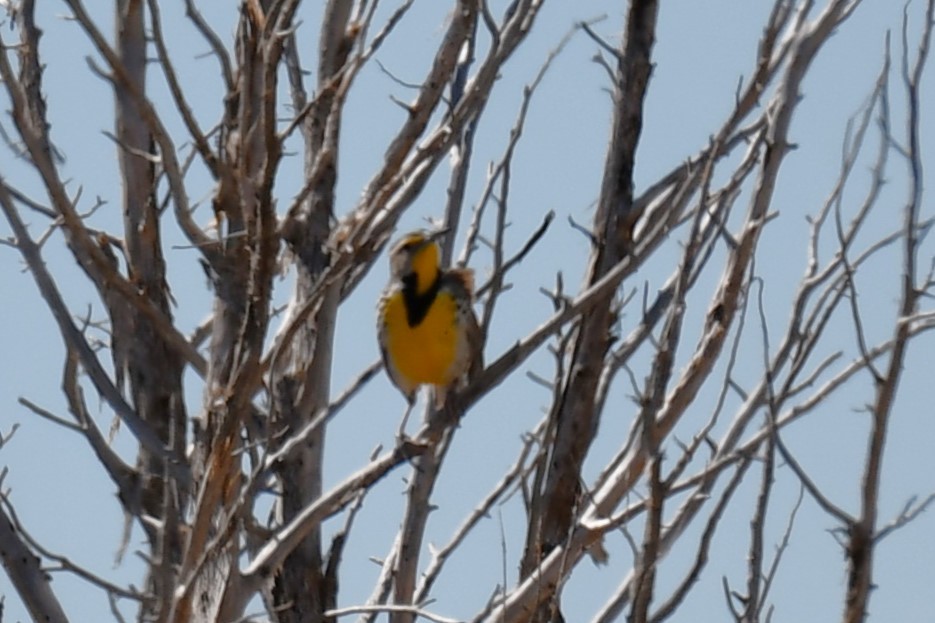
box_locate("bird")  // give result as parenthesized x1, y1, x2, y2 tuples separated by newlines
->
(377, 229, 483, 437)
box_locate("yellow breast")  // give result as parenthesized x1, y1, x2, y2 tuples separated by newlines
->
(381, 288, 460, 387)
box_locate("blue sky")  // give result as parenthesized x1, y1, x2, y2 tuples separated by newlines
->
(1, 1, 933, 621)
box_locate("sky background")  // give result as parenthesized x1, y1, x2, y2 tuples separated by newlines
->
(1, 1, 934, 622)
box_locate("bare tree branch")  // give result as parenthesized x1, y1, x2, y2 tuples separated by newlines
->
(0, 499, 69, 623)
(2, 2, 933, 622)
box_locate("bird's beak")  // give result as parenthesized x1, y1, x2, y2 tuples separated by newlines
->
(427, 227, 450, 243)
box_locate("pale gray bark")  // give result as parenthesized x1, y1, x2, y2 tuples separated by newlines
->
(0, 2, 932, 623)
(0, 504, 69, 623)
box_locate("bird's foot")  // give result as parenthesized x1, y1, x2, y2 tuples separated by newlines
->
(395, 434, 429, 464)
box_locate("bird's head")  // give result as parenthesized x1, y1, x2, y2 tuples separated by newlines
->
(389, 229, 448, 294)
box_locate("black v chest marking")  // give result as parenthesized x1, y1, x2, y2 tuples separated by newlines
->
(401, 273, 442, 327)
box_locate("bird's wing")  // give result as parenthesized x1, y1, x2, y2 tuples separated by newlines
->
(443, 268, 484, 378)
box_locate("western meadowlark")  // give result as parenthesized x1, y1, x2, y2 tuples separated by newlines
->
(377, 229, 483, 434)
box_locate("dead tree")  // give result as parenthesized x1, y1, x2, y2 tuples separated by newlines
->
(1, 1, 933, 622)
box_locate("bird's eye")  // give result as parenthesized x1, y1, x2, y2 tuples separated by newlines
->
(403, 237, 424, 250)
